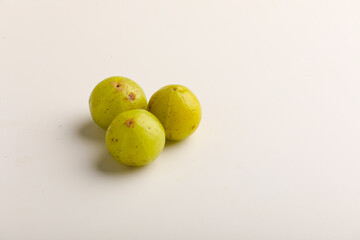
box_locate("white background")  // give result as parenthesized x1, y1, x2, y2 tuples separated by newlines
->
(1, 0, 360, 239)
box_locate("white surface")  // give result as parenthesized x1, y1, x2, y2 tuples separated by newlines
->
(1, 0, 360, 239)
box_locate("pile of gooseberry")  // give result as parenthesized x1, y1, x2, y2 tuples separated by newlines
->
(89, 76, 201, 166)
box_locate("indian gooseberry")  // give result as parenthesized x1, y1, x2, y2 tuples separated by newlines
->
(105, 109, 165, 166)
(89, 76, 147, 129)
(148, 85, 201, 141)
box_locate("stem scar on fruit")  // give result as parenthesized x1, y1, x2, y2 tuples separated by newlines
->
(110, 81, 124, 91)
(128, 92, 136, 101)
(124, 118, 136, 128)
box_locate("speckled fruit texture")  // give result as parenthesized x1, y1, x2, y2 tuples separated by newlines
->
(148, 85, 201, 141)
(89, 76, 147, 129)
(105, 109, 165, 166)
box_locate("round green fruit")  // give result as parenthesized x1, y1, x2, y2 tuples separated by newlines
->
(105, 109, 165, 166)
(89, 76, 147, 129)
(148, 85, 201, 141)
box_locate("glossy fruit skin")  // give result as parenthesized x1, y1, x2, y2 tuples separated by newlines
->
(89, 76, 147, 129)
(148, 85, 201, 141)
(105, 109, 165, 166)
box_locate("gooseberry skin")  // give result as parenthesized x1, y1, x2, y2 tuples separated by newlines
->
(105, 109, 165, 166)
(89, 76, 147, 129)
(148, 85, 201, 141)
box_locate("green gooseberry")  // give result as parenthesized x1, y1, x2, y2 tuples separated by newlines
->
(105, 109, 165, 166)
(89, 76, 147, 129)
(148, 85, 201, 141)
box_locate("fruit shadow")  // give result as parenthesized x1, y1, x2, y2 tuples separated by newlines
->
(96, 150, 147, 174)
(77, 119, 105, 142)
(164, 138, 188, 150)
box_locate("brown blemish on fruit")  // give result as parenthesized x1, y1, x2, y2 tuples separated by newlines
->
(124, 118, 136, 128)
(128, 92, 136, 101)
(110, 81, 124, 91)
(172, 87, 177, 91)
(191, 125, 195, 129)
